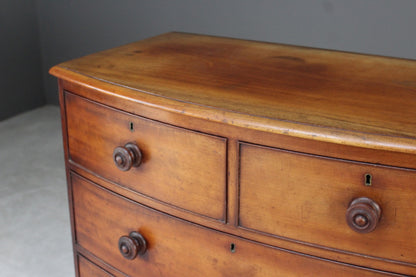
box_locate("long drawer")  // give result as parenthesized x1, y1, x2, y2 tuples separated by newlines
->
(71, 173, 404, 277)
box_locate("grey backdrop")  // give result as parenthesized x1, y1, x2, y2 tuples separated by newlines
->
(0, 1, 44, 120)
(2, 0, 416, 120)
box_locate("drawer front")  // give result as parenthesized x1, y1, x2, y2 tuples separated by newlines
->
(239, 143, 416, 264)
(65, 92, 226, 220)
(78, 255, 112, 277)
(71, 173, 402, 277)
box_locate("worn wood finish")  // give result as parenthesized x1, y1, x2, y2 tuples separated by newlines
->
(50, 32, 416, 154)
(78, 255, 113, 277)
(50, 33, 416, 276)
(58, 78, 416, 169)
(72, 173, 404, 277)
(68, 161, 416, 276)
(65, 92, 227, 220)
(239, 142, 416, 265)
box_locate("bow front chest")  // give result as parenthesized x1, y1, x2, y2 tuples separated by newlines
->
(50, 32, 416, 276)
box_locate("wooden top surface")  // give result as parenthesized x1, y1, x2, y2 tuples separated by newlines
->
(50, 32, 416, 153)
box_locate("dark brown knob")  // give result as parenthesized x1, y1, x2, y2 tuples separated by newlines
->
(113, 142, 142, 171)
(346, 197, 381, 234)
(118, 231, 147, 260)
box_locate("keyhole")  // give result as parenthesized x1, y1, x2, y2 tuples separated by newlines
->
(230, 243, 236, 253)
(129, 122, 134, 132)
(365, 173, 372, 186)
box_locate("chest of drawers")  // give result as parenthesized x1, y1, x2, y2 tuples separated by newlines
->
(50, 32, 416, 276)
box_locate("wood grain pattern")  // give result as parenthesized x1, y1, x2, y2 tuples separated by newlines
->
(65, 91, 227, 220)
(59, 78, 416, 169)
(69, 160, 416, 276)
(50, 32, 416, 154)
(72, 173, 404, 277)
(57, 79, 80, 277)
(78, 255, 113, 277)
(239, 142, 416, 265)
(51, 33, 416, 276)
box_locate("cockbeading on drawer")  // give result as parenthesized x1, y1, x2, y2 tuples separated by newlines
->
(65, 91, 227, 221)
(239, 142, 416, 265)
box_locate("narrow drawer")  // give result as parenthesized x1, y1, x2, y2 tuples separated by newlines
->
(65, 92, 226, 220)
(239, 142, 416, 265)
(71, 173, 402, 277)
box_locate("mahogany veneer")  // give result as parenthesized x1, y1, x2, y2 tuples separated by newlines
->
(50, 32, 416, 276)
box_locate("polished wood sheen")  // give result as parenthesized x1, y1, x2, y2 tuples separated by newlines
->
(50, 33, 416, 276)
(72, 174, 400, 277)
(239, 142, 416, 265)
(64, 91, 227, 220)
(50, 32, 416, 154)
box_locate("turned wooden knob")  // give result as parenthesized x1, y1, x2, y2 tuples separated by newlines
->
(113, 142, 142, 171)
(346, 197, 381, 234)
(118, 231, 147, 260)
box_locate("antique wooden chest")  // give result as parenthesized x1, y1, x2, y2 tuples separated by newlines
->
(50, 32, 416, 276)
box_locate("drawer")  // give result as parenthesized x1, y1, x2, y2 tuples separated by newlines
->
(78, 255, 112, 277)
(239, 143, 416, 265)
(65, 92, 227, 220)
(71, 173, 403, 277)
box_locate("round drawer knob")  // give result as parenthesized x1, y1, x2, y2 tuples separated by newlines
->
(118, 231, 147, 260)
(113, 142, 142, 171)
(346, 197, 381, 234)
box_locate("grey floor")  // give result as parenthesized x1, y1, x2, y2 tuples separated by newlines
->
(0, 106, 75, 276)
